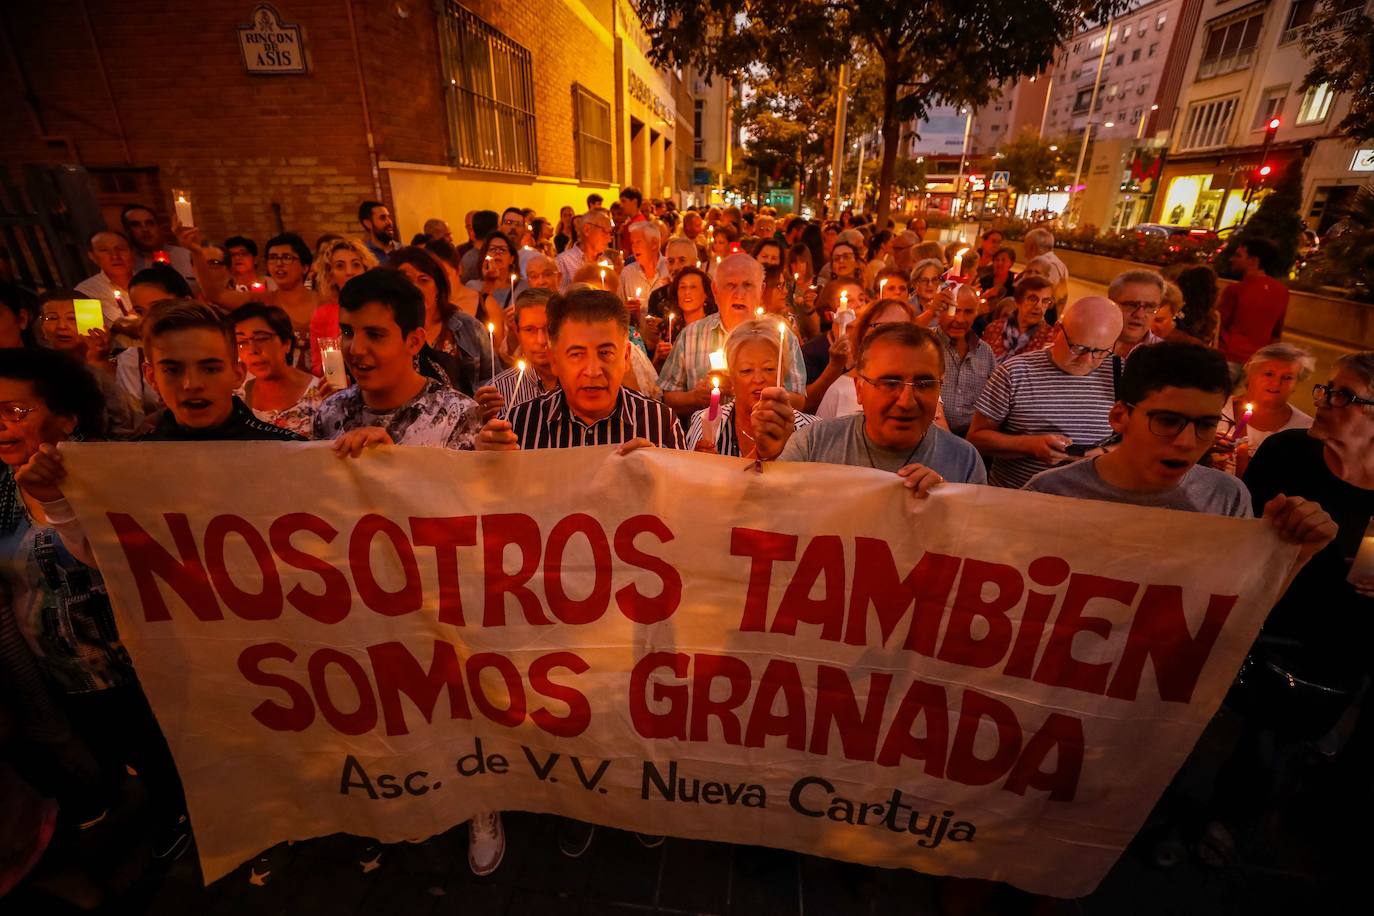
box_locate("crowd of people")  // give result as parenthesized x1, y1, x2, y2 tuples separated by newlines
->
(0, 186, 1370, 910)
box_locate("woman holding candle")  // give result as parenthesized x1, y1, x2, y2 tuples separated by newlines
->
(230, 302, 327, 436)
(308, 238, 378, 377)
(1214, 342, 1315, 475)
(910, 258, 946, 324)
(466, 232, 518, 308)
(391, 247, 492, 395)
(687, 319, 815, 457)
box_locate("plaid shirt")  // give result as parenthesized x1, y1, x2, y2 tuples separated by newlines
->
(934, 326, 997, 434)
(658, 314, 808, 395)
(507, 387, 684, 450)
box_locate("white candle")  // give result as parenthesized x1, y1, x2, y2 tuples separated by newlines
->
(666, 311, 675, 340)
(755, 306, 765, 317)
(172, 189, 194, 227)
(879, 278, 888, 299)
(775, 321, 787, 389)
(322, 347, 346, 389)
(486, 321, 496, 369)
(1351, 520, 1374, 583)
(708, 349, 727, 372)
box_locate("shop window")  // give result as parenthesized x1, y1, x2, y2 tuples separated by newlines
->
(437, 1, 537, 174)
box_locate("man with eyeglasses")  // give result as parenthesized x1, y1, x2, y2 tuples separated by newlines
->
(779, 323, 985, 492)
(967, 296, 1124, 488)
(489, 288, 557, 410)
(223, 235, 272, 293)
(1109, 269, 1166, 358)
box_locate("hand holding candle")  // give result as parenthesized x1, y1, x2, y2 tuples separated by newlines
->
(1236, 401, 1254, 439)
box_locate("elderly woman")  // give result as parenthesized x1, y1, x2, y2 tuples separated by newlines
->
(0, 347, 188, 859)
(909, 257, 945, 323)
(230, 302, 327, 436)
(1202, 351, 1374, 866)
(33, 291, 137, 439)
(1223, 341, 1315, 454)
(687, 319, 816, 456)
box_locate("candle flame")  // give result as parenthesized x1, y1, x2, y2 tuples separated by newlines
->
(755, 306, 764, 317)
(487, 322, 495, 333)
(1244, 402, 1254, 413)
(711, 376, 719, 389)
(517, 359, 527, 372)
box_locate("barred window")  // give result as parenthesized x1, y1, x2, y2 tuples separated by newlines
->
(437, 1, 537, 174)
(573, 84, 613, 184)
(1178, 97, 1239, 151)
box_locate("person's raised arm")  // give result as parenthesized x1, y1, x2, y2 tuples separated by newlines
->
(174, 223, 249, 312)
(804, 332, 849, 414)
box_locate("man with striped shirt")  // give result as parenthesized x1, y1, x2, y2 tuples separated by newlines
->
(658, 253, 807, 420)
(477, 288, 683, 451)
(490, 288, 556, 411)
(967, 296, 1124, 488)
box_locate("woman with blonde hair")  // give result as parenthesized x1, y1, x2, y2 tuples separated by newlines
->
(308, 237, 376, 376)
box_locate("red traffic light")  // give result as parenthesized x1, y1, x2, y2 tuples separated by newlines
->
(1267, 117, 1281, 131)
(1257, 164, 1273, 178)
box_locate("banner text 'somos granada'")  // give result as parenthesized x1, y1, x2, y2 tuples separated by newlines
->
(59, 443, 1297, 896)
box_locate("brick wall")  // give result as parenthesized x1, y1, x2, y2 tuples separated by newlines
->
(0, 1, 415, 247)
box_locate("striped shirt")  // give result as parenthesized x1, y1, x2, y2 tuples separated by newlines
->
(685, 401, 817, 456)
(973, 348, 1117, 489)
(491, 365, 550, 411)
(507, 387, 684, 450)
(658, 313, 807, 395)
(933, 327, 997, 435)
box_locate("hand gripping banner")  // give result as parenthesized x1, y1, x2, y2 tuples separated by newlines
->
(59, 442, 1295, 896)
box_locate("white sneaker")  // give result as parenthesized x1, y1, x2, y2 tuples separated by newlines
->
(467, 811, 504, 876)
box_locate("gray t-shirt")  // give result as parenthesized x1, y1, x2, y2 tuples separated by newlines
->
(1023, 458, 1253, 517)
(779, 414, 987, 484)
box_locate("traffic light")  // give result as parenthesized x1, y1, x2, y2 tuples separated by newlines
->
(1257, 163, 1273, 179)
(1267, 116, 1281, 132)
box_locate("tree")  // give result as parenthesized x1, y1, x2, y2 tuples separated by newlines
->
(1301, 2, 1374, 144)
(999, 129, 1060, 194)
(1301, 184, 1374, 300)
(635, 0, 1127, 227)
(1218, 159, 1305, 278)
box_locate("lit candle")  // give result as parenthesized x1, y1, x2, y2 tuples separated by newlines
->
(755, 306, 765, 317)
(839, 289, 849, 311)
(515, 358, 527, 390)
(113, 289, 126, 315)
(250, 281, 265, 295)
(1349, 519, 1374, 584)
(173, 190, 194, 227)
(879, 278, 888, 299)
(708, 349, 727, 372)
(953, 246, 972, 279)
(599, 268, 606, 286)
(1236, 401, 1254, 438)
(775, 321, 787, 389)
(793, 272, 800, 285)
(635, 286, 643, 300)
(486, 321, 496, 367)
(510, 271, 519, 290)
(708, 377, 721, 422)
(665, 311, 675, 340)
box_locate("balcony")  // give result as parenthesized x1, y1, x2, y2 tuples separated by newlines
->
(1196, 46, 1255, 79)
(1281, 5, 1365, 45)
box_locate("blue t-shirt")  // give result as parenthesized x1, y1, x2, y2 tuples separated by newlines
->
(779, 414, 987, 483)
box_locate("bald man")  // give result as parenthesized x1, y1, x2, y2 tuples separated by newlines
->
(966, 296, 1125, 488)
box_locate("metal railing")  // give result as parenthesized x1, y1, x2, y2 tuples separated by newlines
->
(1281, 5, 1365, 44)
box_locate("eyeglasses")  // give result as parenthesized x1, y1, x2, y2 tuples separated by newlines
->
(914, 275, 941, 286)
(1060, 327, 1112, 359)
(1313, 383, 1374, 409)
(1116, 300, 1158, 314)
(0, 404, 39, 423)
(1127, 405, 1224, 438)
(38, 314, 73, 324)
(266, 253, 299, 263)
(1019, 294, 1053, 307)
(236, 333, 279, 349)
(856, 373, 941, 395)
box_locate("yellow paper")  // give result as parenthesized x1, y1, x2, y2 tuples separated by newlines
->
(73, 298, 104, 335)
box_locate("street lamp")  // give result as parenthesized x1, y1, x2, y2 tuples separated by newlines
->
(954, 107, 973, 218)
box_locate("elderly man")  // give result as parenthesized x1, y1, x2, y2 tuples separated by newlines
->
(1109, 269, 1167, 358)
(1022, 227, 1068, 304)
(556, 209, 614, 291)
(890, 230, 919, 276)
(659, 253, 807, 418)
(524, 254, 561, 292)
(967, 296, 1124, 488)
(121, 204, 197, 288)
(934, 285, 996, 437)
(619, 221, 669, 305)
(477, 288, 681, 450)
(422, 217, 452, 244)
(75, 230, 136, 327)
(780, 323, 986, 491)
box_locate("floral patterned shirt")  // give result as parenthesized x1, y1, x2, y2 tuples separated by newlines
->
(311, 378, 481, 449)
